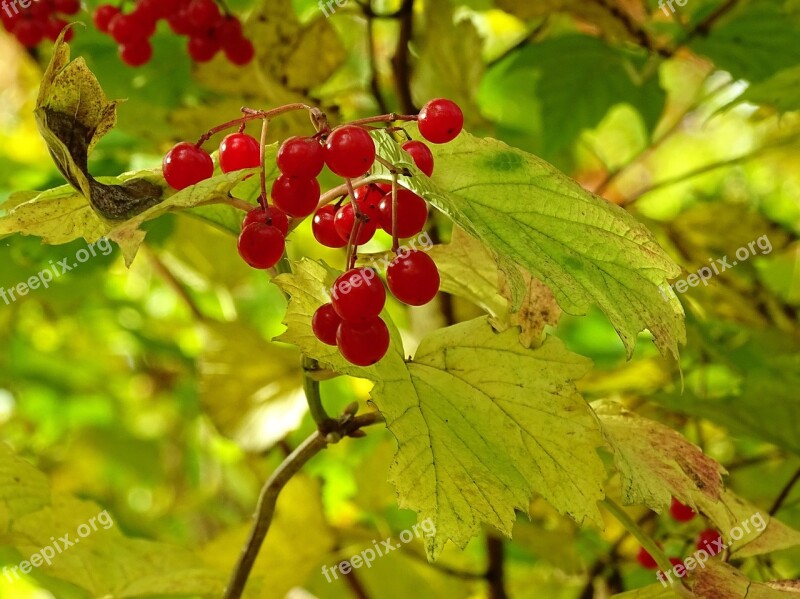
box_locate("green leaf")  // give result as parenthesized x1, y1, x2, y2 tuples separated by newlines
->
(374, 318, 607, 558)
(737, 66, 800, 112)
(689, 2, 800, 83)
(373, 129, 685, 359)
(479, 35, 665, 158)
(0, 444, 50, 534)
(8, 495, 225, 598)
(594, 401, 725, 513)
(0, 168, 258, 266)
(428, 227, 561, 347)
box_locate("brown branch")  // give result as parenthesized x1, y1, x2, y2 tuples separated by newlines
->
(770, 468, 800, 516)
(486, 534, 508, 599)
(223, 411, 385, 599)
(391, 0, 416, 114)
(362, 2, 390, 114)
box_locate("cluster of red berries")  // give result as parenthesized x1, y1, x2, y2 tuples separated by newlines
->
(1, 0, 79, 48)
(93, 0, 253, 68)
(161, 98, 464, 366)
(636, 498, 724, 574)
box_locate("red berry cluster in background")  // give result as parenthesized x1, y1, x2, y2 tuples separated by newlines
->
(1, 0, 80, 48)
(635, 497, 725, 573)
(162, 99, 464, 366)
(93, 0, 254, 67)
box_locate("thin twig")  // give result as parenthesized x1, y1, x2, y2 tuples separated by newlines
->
(223, 411, 385, 599)
(303, 356, 332, 426)
(146, 249, 206, 321)
(770, 468, 800, 515)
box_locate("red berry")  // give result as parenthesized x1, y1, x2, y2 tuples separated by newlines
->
(331, 268, 386, 322)
(167, 10, 194, 35)
(334, 204, 377, 245)
(186, 0, 221, 30)
(669, 498, 696, 523)
(219, 133, 261, 173)
(669, 557, 684, 568)
(270, 175, 320, 218)
(216, 15, 242, 39)
(337, 317, 390, 366)
(313, 205, 347, 248)
(120, 40, 153, 67)
(324, 125, 376, 178)
(352, 184, 383, 220)
(418, 98, 464, 144)
(402, 140, 434, 176)
(187, 34, 220, 62)
(636, 547, 658, 570)
(29, 2, 52, 20)
(54, 0, 81, 15)
(277, 136, 325, 178)
(162, 142, 214, 190)
(387, 250, 440, 306)
(242, 207, 289, 236)
(312, 303, 342, 346)
(94, 5, 120, 32)
(237, 223, 285, 269)
(155, 0, 183, 18)
(223, 36, 254, 66)
(109, 14, 142, 44)
(696, 529, 724, 556)
(13, 20, 44, 48)
(378, 189, 428, 238)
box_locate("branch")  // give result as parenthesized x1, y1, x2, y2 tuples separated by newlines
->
(391, 0, 416, 114)
(486, 534, 508, 599)
(223, 410, 385, 599)
(362, 1, 390, 114)
(770, 467, 800, 516)
(146, 249, 206, 321)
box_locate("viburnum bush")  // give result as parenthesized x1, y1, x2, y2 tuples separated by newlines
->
(161, 98, 461, 365)
(5, 26, 800, 599)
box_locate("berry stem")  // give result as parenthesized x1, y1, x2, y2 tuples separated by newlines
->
(258, 117, 271, 210)
(195, 103, 314, 147)
(346, 113, 419, 127)
(600, 499, 693, 598)
(303, 357, 331, 426)
(344, 178, 366, 270)
(391, 171, 400, 252)
(375, 154, 412, 176)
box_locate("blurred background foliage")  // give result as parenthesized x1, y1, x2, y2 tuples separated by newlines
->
(1, 0, 799, 597)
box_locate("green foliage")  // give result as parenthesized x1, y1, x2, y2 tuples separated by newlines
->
(2, 0, 800, 596)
